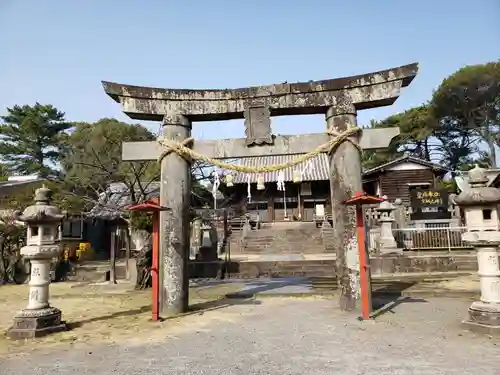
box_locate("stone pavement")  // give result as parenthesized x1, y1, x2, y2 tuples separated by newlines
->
(190, 274, 480, 298)
(1, 296, 499, 374)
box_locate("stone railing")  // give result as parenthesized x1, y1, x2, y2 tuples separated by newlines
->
(364, 199, 463, 253)
(364, 202, 461, 228)
(367, 225, 472, 253)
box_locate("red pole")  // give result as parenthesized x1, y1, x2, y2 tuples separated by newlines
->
(356, 204, 371, 320)
(151, 212, 160, 321)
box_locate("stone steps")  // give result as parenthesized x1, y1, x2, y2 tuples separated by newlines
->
(232, 260, 337, 278)
(229, 253, 478, 278)
(309, 272, 474, 291)
(243, 243, 325, 254)
(244, 237, 325, 245)
(240, 223, 329, 255)
(243, 248, 327, 255)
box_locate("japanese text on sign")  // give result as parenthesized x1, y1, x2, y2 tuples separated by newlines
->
(413, 190, 445, 206)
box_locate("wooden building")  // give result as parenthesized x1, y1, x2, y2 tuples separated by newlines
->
(362, 156, 450, 204)
(220, 154, 331, 222)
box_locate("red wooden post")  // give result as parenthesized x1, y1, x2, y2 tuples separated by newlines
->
(127, 200, 169, 321)
(344, 192, 383, 320)
(151, 211, 160, 320)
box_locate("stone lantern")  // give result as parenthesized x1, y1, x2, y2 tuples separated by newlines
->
(7, 185, 67, 339)
(199, 223, 218, 260)
(376, 199, 399, 254)
(454, 165, 500, 334)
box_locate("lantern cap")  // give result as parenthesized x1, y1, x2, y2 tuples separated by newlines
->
(18, 185, 65, 223)
(467, 164, 488, 187)
(377, 200, 394, 211)
(344, 192, 384, 206)
(127, 200, 170, 212)
(454, 166, 500, 207)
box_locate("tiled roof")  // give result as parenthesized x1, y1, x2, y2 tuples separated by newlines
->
(230, 154, 330, 183)
(87, 182, 161, 220)
(226, 154, 450, 184)
(0, 178, 46, 189)
(88, 182, 217, 220)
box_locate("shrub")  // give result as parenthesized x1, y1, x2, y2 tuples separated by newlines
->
(0, 214, 27, 284)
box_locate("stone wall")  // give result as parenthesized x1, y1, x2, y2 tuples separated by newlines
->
(70, 251, 479, 281)
(225, 252, 478, 279)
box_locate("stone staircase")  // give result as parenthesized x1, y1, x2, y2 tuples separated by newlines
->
(239, 222, 332, 255)
(320, 224, 335, 252)
(223, 221, 479, 278)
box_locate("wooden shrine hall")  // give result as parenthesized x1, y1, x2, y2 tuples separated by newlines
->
(219, 154, 331, 222)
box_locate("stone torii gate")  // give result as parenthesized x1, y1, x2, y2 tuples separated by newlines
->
(102, 63, 418, 316)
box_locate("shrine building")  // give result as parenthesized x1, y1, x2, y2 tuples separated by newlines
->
(220, 153, 331, 222)
(220, 155, 449, 222)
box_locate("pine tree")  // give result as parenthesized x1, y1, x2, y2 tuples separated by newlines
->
(0, 103, 72, 177)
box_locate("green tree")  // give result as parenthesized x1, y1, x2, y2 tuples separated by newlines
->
(397, 105, 436, 160)
(433, 128, 478, 171)
(362, 105, 434, 170)
(0, 213, 26, 284)
(61, 118, 160, 214)
(61, 118, 216, 216)
(362, 104, 478, 172)
(431, 61, 500, 167)
(0, 103, 72, 177)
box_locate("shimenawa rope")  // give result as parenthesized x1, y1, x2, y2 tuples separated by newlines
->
(157, 127, 361, 173)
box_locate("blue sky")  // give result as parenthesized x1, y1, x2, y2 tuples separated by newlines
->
(1, 0, 499, 141)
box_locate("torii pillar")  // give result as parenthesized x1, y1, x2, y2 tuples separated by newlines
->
(102, 62, 418, 315)
(160, 114, 192, 315)
(327, 100, 362, 311)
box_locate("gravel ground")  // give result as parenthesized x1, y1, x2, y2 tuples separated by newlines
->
(1, 297, 499, 374)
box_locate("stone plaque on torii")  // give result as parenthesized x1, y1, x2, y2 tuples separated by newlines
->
(102, 63, 418, 316)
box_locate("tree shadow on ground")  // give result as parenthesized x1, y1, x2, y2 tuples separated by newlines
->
(66, 305, 151, 330)
(370, 281, 428, 319)
(66, 297, 261, 329)
(224, 277, 311, 299)
(172, 298, 261, 319)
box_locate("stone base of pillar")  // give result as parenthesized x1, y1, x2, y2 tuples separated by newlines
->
(6, 306, 67, 340)
(462, 301, 500, 336)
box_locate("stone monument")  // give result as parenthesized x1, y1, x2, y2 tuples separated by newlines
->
(102, 63, 419, 314)
(7, 186, 67, 339)
(455, 165, 500, 334)
(376, 199, 400, 254)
